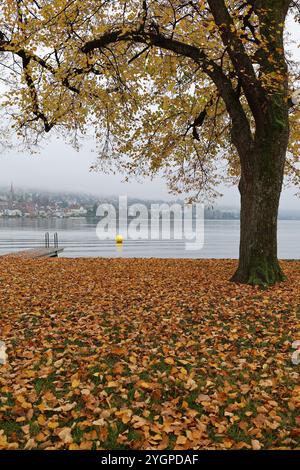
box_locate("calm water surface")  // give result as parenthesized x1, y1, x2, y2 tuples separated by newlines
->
(0, 217, 299, 259)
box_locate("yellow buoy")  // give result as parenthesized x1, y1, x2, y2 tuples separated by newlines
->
(115, 234, 124, 244)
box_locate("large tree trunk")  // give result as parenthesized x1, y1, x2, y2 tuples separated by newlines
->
(231, 98, 290, 286)
(231, 169, 285, 286)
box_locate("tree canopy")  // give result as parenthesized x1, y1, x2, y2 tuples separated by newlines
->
(1, 1, 300, 285)
(0, 0, 299, 200)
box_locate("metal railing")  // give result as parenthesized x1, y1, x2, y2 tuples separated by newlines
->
(45, 232, 59, 249)
(45, 232, 50, 248)
(54, 232, 58, 248)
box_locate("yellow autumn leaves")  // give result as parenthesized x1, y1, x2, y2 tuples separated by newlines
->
(0, 258, 299, 449)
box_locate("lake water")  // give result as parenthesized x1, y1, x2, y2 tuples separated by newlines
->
(0, 217, 299, 259)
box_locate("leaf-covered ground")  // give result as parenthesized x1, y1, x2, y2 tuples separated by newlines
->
(0, 258, 299, 450)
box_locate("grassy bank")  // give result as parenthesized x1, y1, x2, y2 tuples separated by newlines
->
(0, 258, 299, 450)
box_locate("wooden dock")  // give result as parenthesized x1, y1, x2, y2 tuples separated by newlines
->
(5, 247, 64, 259)
(3, 233, 64, 259)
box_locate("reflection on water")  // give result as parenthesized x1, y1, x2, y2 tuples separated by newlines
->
(0, 217, 299, 259)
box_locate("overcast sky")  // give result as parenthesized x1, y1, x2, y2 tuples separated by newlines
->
(0, 16, 299, 209)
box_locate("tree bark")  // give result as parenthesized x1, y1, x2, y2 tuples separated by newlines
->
(231, 97, 290, 286)
(231, 170, 285, 286)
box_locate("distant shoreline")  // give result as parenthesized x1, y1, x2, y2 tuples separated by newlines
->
(1, 215, 300, 221)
